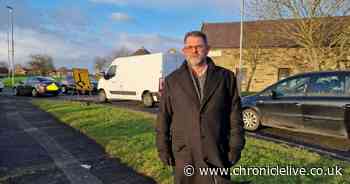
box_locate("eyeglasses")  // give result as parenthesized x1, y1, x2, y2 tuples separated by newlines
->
(183, 45, 207, 51)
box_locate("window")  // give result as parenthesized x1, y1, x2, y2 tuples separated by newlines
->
(259, 88, 273, 97)
(345, 75, 350, 96)
(307, 74, 344, 97)
(278, 68, 290, 81)
(25, 77, 33, 84)
(236, 68, 247, 83)
(106, 65, 117, 78)
(274, 76, 309, 97)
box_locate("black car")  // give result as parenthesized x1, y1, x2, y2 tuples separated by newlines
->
(60, 75, 98, 94)
(14, 76, 61, 97)
(241, 71, 350, 139)
(60, 75, 75, 94)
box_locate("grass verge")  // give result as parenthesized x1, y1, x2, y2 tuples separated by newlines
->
(33, 100, 350, 184)
(1, 76, 27, 87)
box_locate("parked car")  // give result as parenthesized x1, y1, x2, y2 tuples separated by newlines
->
(0, 80, 3, 92)
(98, 52, 184, 107)
(241, 71, 350, 139)
(60, 75, 98, 94)
(14, 76, 61, 97)
(60, 76, 75, 94)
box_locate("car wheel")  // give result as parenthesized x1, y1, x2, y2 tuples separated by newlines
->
(98, 90, 108, 103)
(13, 88, 19, 96)
(142, 92, 154, 107)
(61, 86, 67, 94)
(243, 108, 260, 131)
(32, 88, 39, 97)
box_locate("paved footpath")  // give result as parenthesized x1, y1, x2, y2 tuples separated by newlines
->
(0, 95, 156, 184)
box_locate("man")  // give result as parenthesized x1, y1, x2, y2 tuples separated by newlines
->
(156, 31, 245, 184)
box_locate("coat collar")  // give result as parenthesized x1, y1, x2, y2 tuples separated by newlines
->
(177, 57, 221, 111)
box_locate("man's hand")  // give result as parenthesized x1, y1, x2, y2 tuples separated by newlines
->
(159, 152, 175, 166)
(228, 151, 241, 166)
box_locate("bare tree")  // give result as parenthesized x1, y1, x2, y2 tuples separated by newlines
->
(243, 31, 267, 92)
(0, 61, 8, 68)
(93, 56, 109, 74)
(94, 46, 132, 73)
(27, 54, 55, 75)
(109, 46, 132, 60)
(248, 0, 350, 71)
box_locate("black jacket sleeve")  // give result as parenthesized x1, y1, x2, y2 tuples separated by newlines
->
(228, 73, 245, 165)
(155, 79, 174, 166)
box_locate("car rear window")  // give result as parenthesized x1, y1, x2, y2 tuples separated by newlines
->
(345, 75, 350, 96)
(307, 75, 345, 97)
(37, 77, 54, 82)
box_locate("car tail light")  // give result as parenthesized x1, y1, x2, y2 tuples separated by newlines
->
(36, 84, 46, 92)
(158, 77, 164, 96)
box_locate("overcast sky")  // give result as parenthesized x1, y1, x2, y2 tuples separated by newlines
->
(0, 0, 242, 72)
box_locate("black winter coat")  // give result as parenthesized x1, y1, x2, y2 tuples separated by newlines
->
(156, 58, 245, 184)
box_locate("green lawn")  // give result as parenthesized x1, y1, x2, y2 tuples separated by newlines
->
(1, 75, 64, 88)
(33, 100, 350, 184)
(1, 76, 27, 87)
(241, 91, 257, 97)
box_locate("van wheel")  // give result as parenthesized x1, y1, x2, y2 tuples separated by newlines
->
(98, 90, 108, 103)
(242, 108, 260, 131)
(142, 92, 154, 107)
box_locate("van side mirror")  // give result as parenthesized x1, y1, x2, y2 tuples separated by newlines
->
(103, 73, 110, 80)
(271, 90, 278, 99)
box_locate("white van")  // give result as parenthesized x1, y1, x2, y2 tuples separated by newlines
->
(97, 52, 184, 107)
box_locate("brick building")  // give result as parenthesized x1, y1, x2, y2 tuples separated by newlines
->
(202, 17, 350, 92)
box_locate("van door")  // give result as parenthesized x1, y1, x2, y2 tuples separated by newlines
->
(105, 65, 123, 99)
(303, 73, 348, 138)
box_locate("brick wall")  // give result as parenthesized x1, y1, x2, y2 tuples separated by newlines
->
(209, 47, 350, 92)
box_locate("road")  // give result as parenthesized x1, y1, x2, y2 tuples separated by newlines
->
(52, 92, 350, 162)
(0, 93, 156, 184)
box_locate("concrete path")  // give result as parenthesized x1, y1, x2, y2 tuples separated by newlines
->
(0, 95, 156, 184)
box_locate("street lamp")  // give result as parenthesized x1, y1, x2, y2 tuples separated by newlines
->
(238, 0, 245, 95)
(7, 5, 14, 87)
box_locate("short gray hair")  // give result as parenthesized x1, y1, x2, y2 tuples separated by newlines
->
(184, 31, 208, 45)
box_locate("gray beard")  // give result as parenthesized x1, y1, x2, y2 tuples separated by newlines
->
(187, 57, 206, 67)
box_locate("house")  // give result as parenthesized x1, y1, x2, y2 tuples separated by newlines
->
(49, 67, 73, 78)
(131, 47, 151, 56)
(56, 67, 69, 77)
(14, 64, 29, 75)
(0, 67, 8, 77)
(201, 16, 350, 92)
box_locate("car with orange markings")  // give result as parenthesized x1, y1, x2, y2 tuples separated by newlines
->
(13, 76, 61, 97)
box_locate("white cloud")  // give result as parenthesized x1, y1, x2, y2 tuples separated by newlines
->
(113, 33, 182, 53)
(110, 12, 134, 22)
(89, 0, 241, 13)
(0, 28, 183, 72)
(0, 27, 106, 71)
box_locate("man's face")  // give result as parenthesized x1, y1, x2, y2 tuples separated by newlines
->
(182, 36, 210, 67)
